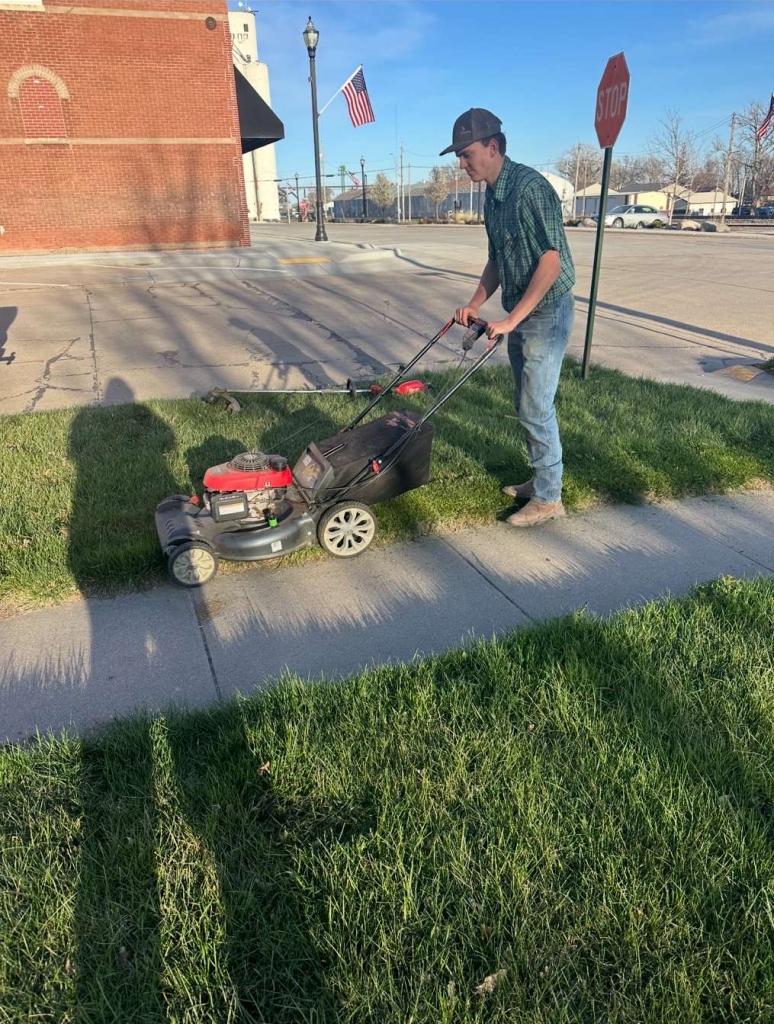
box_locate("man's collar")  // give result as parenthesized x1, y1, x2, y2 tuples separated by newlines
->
(487, 156, 514, 201)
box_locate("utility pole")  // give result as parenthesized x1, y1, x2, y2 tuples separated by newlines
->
(339, 164, 346, 197)
(573, 142, 580, 218)
(408, 162, 412, 222)
(400, 145, 405, 223)
(393, 152, 400, 222)
(295, 173, 299, 220)
(360, 156, 367, 221)
(476, 180, 482, 223)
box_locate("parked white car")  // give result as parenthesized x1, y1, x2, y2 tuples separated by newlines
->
(604, 205, 669, 229)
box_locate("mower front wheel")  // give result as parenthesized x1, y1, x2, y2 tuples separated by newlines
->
(318, 502, 378, 558)
(168, 541, 219, 587)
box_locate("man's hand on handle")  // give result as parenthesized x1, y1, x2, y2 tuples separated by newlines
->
(485, 314, 520, 340)
(454, 306, 479, 327)
(456, 305, 511, 349)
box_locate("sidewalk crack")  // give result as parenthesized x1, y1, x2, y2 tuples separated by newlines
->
(188, 592, 223, 701)
(438, 537, 535, 622)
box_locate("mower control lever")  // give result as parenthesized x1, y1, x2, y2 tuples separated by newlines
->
(462, 316, 489, 351)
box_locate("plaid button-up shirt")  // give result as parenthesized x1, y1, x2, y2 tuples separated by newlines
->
(485, 157, 575, 312)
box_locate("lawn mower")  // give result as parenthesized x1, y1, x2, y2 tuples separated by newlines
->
(155, 316, 499, 587)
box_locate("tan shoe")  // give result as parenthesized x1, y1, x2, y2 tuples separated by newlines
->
(501, 478, 535, 500)
(505, 498, 565, 528)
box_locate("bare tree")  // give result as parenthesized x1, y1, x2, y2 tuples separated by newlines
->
(610, 153, 668, 190)
(736, 100, 774, 208)
(556, 143, 603, 213)
(369, 172, 395, 218)
(424, 166, 451, 219)
(649, 110, 697, 223)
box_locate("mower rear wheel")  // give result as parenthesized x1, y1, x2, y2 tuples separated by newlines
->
(318, 502, 377, 558)
(168, 541, 219, 587)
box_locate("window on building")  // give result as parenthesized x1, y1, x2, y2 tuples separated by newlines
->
(18, 75, 68, 140)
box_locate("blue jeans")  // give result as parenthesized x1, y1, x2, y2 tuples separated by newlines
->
(507, 290, 574, 504)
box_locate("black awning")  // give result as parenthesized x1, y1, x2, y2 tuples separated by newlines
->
(234, 65, 284, 154)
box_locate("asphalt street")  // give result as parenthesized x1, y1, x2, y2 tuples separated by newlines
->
(0, 222, 773, 414)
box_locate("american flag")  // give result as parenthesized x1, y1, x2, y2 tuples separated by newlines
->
(757, 94, 774, 141)
(342, 68, 375, 128)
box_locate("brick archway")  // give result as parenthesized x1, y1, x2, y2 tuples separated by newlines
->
(7, 64, 70, 101)
(8, 65, 69, 140)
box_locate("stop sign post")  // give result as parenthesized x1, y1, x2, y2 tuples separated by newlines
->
(582, 53, 630, 379)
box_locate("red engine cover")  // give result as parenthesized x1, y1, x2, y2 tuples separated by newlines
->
(203, 461, 293, 492)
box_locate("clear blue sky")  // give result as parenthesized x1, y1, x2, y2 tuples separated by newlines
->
(228, 0, 774, 188)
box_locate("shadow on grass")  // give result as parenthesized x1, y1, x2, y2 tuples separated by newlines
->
(73, 723, 166, 1021)
(21, 357, 773, 599)
(162, 703, 349, 1021)
(70, 701, 367, 1022)
(57, 576, 774, 1022)
(67, 378, 184, 594)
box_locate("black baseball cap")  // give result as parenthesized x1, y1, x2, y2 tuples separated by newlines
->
(439, 108, 502, 156)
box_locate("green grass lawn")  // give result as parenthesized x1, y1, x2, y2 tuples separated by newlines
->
(3, 575, 774, 1022)
(2, 358, 773, 609)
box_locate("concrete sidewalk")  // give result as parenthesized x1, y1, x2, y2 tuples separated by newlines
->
(3, 490, 773, 745)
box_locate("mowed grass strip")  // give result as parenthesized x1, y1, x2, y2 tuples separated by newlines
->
(2, 358, 773, 607)
(2, 575, 774, 1022)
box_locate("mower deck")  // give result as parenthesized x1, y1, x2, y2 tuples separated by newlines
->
(155, 496, 316, 563)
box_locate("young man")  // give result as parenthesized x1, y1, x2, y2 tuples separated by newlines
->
(443, 109, 575, 527)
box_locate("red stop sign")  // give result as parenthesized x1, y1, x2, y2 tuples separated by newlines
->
(595, 52, 630, 148)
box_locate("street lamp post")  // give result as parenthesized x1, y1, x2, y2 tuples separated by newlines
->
(360, 156, 367, 221)
(303, 17, 328, 242)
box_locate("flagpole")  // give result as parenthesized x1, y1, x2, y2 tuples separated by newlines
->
(318, 64, 362, 118)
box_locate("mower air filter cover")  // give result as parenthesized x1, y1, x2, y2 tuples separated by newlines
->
(204, 452, 293, 492)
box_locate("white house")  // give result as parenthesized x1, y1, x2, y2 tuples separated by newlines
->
(661, 186, 736, 217)
(540, 171, 575, 219)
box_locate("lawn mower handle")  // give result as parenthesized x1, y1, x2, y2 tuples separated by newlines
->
(343, 317, 457, 432)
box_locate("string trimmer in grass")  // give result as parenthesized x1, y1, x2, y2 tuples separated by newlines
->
(155, 317, 500, 587)
(204, 378, 431, 415)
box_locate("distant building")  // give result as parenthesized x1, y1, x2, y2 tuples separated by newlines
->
(661, 185, 735, 217)
(228, 11, 283, 222)
(334, 168, 574, 221)
(614, 183, 669, 210)
(574, 184, 623, 218)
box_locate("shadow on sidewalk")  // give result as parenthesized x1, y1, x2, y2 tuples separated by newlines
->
(0, 305, 17, 365)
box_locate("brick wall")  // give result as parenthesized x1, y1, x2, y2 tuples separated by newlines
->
(0, 0, 249, 253)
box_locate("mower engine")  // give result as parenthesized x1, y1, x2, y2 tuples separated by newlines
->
(202, 451, 292, 526)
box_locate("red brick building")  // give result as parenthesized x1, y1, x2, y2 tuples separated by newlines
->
(0, 0, 262, 254)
